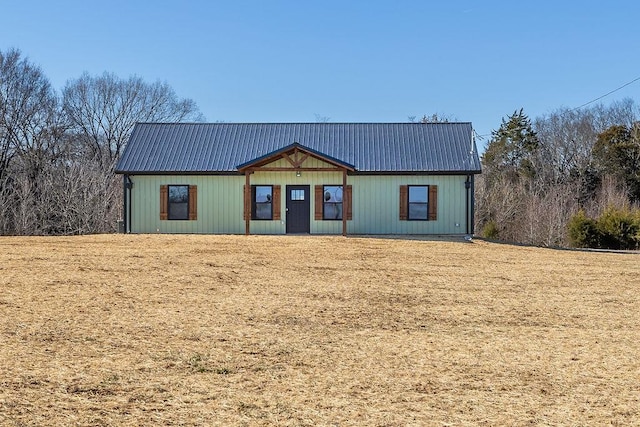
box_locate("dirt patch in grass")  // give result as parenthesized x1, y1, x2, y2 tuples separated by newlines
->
(1, 234, 639, 425)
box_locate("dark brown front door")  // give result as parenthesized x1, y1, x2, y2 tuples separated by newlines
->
(286, 185, 310, 233)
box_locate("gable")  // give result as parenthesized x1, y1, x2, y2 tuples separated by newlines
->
(236, 142, 355, 172)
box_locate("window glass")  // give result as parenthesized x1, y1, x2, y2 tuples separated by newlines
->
(323, 186, 343, 220)
(408, 186, 428, 220)
(168, 185, 189, 220)
(254, 185, 272, 220)
(409, 186, 428, 203)
(291, 189, 305, 201)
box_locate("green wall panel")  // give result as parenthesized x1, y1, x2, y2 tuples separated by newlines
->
(128, 173, 470, 235)
(348, 175, 467, 234)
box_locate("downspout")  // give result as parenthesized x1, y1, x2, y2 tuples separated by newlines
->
(122, 175, 127, 233)
(467, 129, 477, 236)
(470, 174, 475, 235)
(124, 175, 133, 233)
(342, 169, 347, 236)
(465, 175, 471, 235)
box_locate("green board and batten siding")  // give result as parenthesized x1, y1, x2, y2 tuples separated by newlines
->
(128, 172, 467, 235)
(349, 174, 466, 234)
(131, 175, 242, 234)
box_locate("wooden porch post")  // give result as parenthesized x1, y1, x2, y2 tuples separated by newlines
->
(342, 169, 347, 236)
(245, 171, 251, 235)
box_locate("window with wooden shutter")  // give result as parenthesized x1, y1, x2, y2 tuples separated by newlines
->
(160, 185, 168, 220)
(317, 185, 350, 220)
(400, 185, 438, 221)
(399, 185, 408, 220)
(245, 185, 280, 221)
(162, 185, 196, 220)
(251, 185, 274, 220)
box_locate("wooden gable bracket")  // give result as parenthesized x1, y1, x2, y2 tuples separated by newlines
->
(281, 152, 295, 167)
(282, 148, 310, 169)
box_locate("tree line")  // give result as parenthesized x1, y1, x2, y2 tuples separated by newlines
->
(3, 47, 638, 248)
(0, 48, 203, 235)
(476, 100, 640, 248)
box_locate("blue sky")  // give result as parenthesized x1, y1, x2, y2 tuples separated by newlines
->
(2, 1, 639, 147)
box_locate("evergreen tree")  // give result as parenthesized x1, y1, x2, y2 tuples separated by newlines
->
(593, 123, 640, 202)
(482, 108, 539, 181)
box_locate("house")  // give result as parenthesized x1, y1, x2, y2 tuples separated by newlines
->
(115, 122, 481, 235)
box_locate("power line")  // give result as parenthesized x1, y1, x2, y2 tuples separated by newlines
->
(570, 75, 640, 112)
(475, 75, 640, 140)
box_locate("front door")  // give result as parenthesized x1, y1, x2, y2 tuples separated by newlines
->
(286, 185, 310, 233)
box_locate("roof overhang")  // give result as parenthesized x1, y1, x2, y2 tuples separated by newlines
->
(236, 142, 355, 172)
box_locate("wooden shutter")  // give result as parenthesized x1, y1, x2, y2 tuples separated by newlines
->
(344, 185, 353, 220)
(314, 185, 323, 220)
(399, 185, 408, 220)
(188, 185, 197, 220)
(160, 185, 168, 220)
(428, 185, 438, 221)
(273, 185, 281, 220)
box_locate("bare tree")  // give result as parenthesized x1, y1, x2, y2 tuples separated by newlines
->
(0, 49, 59, 180)
(534, 99, 638, 204)
(35, 155, 121, 234)
(57, 72, 204, 234)
(0, 52, 205, 235)
(62, 72, 204, 169)
(408, 113, 455, 123)
(0, 48, 63, 234)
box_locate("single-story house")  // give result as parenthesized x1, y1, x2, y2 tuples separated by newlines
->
(115, 122, 481, 235)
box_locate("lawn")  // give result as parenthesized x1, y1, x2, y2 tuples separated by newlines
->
(0, 235, 638, 426)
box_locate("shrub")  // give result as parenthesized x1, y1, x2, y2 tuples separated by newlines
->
(567, 210, 599, 248)
(597, 207, 640, 250)
(482, 220, 500, 239)
(568, 207, 640, 249)
(635, 210, 640, 247)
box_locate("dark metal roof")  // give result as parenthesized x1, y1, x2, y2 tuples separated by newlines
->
(115, 122, 481, 174)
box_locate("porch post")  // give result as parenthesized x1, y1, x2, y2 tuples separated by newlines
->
(342, 169, 347, 236)
(245, 171, 251, 235)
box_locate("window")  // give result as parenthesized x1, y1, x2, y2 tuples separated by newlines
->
(323, 186, 343, 220)
(314, 185, 352, 221)
(243, 185, 281, 221)
(291, 189, 305, 201)
(399, 185, 437, 221)
(168, 185, 189, 220)
(408, 186, 428, 220)
(160, 185, 197, 220)
(252, 185, 273, 220)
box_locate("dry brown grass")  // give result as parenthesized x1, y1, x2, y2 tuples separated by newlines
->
(0, 234, 639, 426)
